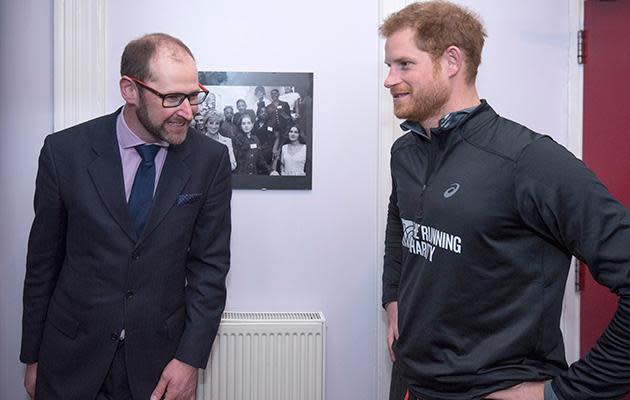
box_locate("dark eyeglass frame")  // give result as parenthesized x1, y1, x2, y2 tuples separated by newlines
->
(126, 76, 209, 108)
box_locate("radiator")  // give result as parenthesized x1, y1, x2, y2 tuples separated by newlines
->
(197, 311, 326, 400)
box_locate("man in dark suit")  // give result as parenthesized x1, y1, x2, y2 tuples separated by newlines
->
(220, 105, 238, 139)
(265, 88, 292, 138)
(20, 33, 231, 400)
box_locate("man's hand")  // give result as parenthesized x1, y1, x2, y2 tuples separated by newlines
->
(486, 382, 544, 400)
(386, 301, 399, 362)
(150, 359, 198, 400)
(24, 362, 37, 399)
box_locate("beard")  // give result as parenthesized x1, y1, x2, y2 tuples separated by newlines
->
(393, 74, 450, 123)
(136, 94, 190, 145)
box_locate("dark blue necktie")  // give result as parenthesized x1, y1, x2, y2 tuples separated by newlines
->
(128, 144, 160, 235)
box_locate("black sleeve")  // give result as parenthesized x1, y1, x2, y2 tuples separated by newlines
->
(383, 171, 403, 307)
(20, 136, 67, 364)
(175, 146, 232, 368)
(254, 136, 271, 175)
(515, 137, 630, 399)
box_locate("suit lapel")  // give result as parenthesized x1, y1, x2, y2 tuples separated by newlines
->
(87, 109, 137, 242)
(139, 137, 192, 242)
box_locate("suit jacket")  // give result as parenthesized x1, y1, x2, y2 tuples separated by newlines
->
(266, 100, 291, 134)
(20, 108, 232, 399)
(233, 133, 271, 175)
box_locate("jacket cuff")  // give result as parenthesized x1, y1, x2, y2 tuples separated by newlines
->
(544, 381, 559, 400)
(382, 290, 398, 309)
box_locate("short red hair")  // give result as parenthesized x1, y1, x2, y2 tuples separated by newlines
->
(380, 1, 486, 84)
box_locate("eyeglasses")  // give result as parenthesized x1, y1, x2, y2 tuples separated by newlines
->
(127, 76, 209, 108)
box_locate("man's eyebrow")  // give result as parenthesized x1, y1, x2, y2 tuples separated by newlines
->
(385, 57, 413, 65)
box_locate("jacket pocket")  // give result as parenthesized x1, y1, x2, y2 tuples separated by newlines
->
(175, 193, 202, 206)
(165, 305, 185, 340)
(47, 301, 80, 339)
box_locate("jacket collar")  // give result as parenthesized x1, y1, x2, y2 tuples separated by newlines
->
(400, 100, 493, 140)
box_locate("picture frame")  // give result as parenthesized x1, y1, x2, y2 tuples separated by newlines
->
(197, 71, 313, 190)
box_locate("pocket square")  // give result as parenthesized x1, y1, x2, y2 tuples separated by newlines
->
(176, 193, 202, 206)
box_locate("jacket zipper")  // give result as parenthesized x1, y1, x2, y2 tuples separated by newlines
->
(415, 136, 439, 223)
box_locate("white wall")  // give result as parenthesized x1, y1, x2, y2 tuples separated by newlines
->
(462, 0, 571, 144)
(0, 1, 574, 399)
(0, 1, 54, 399)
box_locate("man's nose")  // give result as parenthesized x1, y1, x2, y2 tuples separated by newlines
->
(384, 68, 400, 89)
(177, 98, 196, 120)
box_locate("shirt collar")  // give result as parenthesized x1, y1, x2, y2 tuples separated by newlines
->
(116, 106, 169, 149)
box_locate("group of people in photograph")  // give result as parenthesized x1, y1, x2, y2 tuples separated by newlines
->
(192, 86, 309, 176)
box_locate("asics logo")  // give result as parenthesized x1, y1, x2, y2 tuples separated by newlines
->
(443, 183, 460, 198)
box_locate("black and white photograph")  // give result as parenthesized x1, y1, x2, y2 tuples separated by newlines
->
(196, 71, 313, 190)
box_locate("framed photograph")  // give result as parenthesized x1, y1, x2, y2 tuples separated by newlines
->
(196, 71, 313, 190)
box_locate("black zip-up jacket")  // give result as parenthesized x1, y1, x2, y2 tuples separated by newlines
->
(383, 101, 630, 399)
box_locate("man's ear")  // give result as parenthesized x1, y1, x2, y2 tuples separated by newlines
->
(443, 45, 464, 78)
(120, 76, 139, 106)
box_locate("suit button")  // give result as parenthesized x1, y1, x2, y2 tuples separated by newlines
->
(110, 333, 119, 341)
(126, 291, 134, 300)
(132, 252, 139, 260)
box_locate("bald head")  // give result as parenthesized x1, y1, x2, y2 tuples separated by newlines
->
(120, 33, 195, 81)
